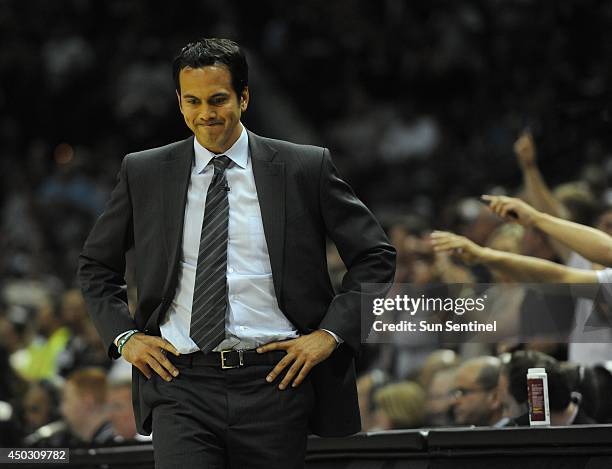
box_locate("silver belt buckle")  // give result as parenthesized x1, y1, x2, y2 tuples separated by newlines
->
(221, 350, 244, 369)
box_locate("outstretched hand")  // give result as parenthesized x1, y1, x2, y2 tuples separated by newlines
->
(481, 194, 540, 226)
(257, 330, 337, 390)
(121, 333, 181, 381)
(430, 231, 485, 265)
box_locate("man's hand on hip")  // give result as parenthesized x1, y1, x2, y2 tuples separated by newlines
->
(121, 333, 181, 381)
(257, 330, 337, 390)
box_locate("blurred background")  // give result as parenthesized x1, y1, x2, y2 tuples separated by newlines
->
(2, 0, 612, 448)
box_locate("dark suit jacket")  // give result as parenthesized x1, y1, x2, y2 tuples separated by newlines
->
(78, 130, 396, 437)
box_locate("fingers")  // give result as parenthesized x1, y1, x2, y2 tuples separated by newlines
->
(257, 339, 289, 354)
(431, 231, 464, 252)
(291, 363, 313, 388)
(156, 337, 180, 357)
(278, 359, 304, 390)
(146, 354, 177, 382)
(149, 348, 180, 381)
(266, 353, 294, 384)
(127, 335, 180, 381)
(481, 195, 516, 220)
(136, 363, 152, 380)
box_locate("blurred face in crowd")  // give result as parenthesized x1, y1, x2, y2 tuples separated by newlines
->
(23, 384, 52, 432)
(35, 302, 58, 337)
(425, 369, 456, 426)
(177, 65, 249, 154)
(107, 385, 137, 440)
(0, 317, 20, 352)
(60, 382, 92, 439)
(61, 290, 87, 330)
(451, 363, 500, 426)
(497, 371, 525, 420)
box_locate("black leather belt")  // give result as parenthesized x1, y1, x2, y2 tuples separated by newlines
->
(167, 349, 286, 369)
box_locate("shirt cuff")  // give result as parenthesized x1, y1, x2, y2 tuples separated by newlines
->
(320, 328, 343, 345)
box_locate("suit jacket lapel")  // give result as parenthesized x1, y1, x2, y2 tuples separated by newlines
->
(160, 136, 194, 292)
(248, 130, 286, 307)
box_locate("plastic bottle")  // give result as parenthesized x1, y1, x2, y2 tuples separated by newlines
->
(527, 367, 550, 426)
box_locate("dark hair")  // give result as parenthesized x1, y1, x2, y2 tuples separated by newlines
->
(504, 350, 571, 411)
(172, 38, 248, 98)
(475, 359, 501, 391)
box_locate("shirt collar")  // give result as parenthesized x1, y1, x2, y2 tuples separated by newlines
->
(193, 125, 249, 174)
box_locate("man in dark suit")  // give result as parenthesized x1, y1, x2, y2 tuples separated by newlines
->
(78, 38, 395, 468)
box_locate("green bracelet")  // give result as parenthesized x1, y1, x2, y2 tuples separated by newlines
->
(118, 330, 139, 355)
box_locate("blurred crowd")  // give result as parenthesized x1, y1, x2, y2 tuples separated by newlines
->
(2, 0, 612, 447)
(350, 129, 612, 431)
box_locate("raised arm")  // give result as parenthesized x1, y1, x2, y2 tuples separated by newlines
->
(430, 231, 597, 284)
(482, 195, 612, 267)
(514, 130, 567, 218)
(514, 130, 571, 260)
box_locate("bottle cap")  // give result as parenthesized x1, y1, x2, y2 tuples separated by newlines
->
(528, 367, 546, 374)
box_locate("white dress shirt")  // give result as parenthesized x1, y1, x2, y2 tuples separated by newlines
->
(159, 125, 300, 353)
(115, 125, 340, 352)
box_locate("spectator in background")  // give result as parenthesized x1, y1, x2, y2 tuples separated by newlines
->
(418, 349, 460, 390)
(430, 195, 612, 285)
(13, 297, 70, 381)
(22, 380, 61, 437)
(60, 368, 115, 446)
(0, 344, 26, 446)
(106, 378, 150, 443)
(500, 350, 595, 426)
(451, 356, 503, 426)
(370, 381, 426, 430)
(424, 367, 458, 427)
(56, 289, 110, 377)
(356, 369, 389, 432)
(512, 130, 611, 365)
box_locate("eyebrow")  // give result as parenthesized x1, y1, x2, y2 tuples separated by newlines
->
(182, 92, 230, 100)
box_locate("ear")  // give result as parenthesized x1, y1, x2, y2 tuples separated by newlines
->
(488, 387, 502, 411)
(240, 87, 250, 112)
(176, 90, 183, 112)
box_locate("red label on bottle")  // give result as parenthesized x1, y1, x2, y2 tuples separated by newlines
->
(527, 378, 545, 421)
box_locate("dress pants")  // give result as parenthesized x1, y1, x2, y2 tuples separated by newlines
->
(141, 351, 315, 469)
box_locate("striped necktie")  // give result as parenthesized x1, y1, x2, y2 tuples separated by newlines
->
(190, 155, 231, 353)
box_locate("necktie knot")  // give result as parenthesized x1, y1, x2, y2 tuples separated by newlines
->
(212, 155, 231, 175)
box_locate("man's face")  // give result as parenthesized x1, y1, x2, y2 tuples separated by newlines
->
(425, 370, 456, 426)
(107, 386, 136, 440)
(177, 65, 249, 154)
(60, 382, 84, 432)
(451, 365, 499, 426)
(61, 290, 87, 327)
(23, 386, 51, 431)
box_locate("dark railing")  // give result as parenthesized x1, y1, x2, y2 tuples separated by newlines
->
(13, 425, 612, 468)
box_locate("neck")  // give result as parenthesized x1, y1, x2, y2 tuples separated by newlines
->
(550, 402, 577, 426)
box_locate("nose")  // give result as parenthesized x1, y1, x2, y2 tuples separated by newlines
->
(197, 105, 217, 123)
